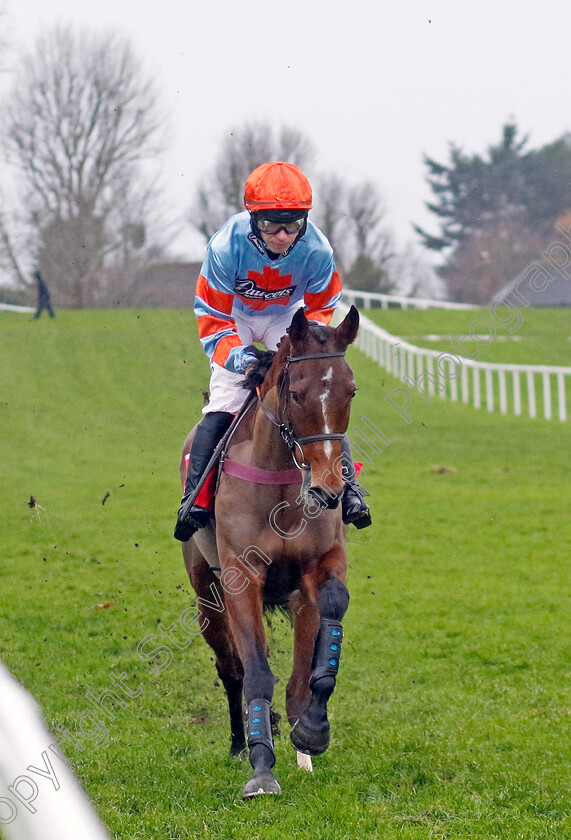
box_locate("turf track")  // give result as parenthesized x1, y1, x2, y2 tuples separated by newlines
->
(0, 308, 569, 839)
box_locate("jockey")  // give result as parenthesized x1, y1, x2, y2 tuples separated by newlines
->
(174, 161, 371, 541)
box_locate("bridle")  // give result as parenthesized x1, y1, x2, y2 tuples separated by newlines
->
(256, 350, 347, 470)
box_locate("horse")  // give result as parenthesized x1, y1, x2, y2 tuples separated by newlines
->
(179, 305, 360, 798)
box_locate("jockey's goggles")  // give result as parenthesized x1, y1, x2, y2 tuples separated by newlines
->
(256, 216, 306, 235)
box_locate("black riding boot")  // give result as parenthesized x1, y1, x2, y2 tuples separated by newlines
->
(174, 411, 234, 541)
(341, 435, 372, 529)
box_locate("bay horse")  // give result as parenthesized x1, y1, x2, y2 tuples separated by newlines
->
(179, 305, 360, 798)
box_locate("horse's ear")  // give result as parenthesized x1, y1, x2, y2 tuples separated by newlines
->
(334, 305, 359, 349)
(288, 307, 309, 344)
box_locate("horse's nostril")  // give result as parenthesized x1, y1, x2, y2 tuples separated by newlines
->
(308, 486, 340, 510)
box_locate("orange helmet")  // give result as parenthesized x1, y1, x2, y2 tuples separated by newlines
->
(244, 161, 313, 212)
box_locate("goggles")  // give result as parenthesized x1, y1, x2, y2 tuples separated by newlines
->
(256, 216, 306, 235)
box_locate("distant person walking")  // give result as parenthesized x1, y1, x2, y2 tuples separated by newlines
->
(34, 271, 55, 319)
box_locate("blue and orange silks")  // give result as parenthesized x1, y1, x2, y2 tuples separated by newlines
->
(194, 212, 342, 374)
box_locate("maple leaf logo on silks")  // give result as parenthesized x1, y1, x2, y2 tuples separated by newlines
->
(235, 266, 296, 311)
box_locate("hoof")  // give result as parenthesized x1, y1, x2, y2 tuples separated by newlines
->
(290, 717, 330, 756)
(241, 771, 282, 799)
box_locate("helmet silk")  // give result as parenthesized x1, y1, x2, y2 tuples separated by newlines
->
(244, 161, 312, 211)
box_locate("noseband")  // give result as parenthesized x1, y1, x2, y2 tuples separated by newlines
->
(257, 351, 347, 469)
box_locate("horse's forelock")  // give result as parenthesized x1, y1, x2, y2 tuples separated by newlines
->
(308, 323, 328, 345)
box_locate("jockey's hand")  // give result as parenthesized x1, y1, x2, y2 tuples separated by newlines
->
(235, 344, 259, 373)
(242, 346, 276, 390)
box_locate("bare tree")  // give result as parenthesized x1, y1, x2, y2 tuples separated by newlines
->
(0, 211, 29, 288)
(0, 0, 21, 287)
(191, 122, 315, 241)
(346, 181, 393, 265)
(312, 175, 395, 287)
(339, 181, 395, 292)
(1, 26, 165, 306)
(313, 173, 348, 269)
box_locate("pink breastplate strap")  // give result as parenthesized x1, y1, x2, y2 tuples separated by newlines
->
(222, 458, 302, 485)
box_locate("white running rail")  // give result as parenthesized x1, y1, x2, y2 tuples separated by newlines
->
(335, 302, 571, 422)
(0, 303, 35, 313)
(341, 289, 479, 311)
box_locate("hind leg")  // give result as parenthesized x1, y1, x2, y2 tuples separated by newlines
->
(183, 542, 246, 756)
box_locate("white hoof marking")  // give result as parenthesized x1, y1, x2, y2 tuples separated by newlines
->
(296, 751, 313, 772)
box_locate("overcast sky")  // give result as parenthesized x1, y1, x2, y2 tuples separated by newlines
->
(2, 0, 570, 262)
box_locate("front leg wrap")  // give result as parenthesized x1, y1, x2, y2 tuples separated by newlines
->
(247, 699, 275, 766)
(309, 619, 343, 687)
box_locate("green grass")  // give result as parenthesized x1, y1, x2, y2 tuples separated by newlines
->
(361, 305, 571, 366)
(1, 308, 569, 839)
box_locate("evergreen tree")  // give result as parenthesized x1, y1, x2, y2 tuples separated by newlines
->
(415, 122, 528, 252)
(416, 123, 571, 302)
(523, 134, 571, 234)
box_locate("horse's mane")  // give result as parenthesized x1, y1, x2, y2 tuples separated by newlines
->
(242, 338, 289, 395)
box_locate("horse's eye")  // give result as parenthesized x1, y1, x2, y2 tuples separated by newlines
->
(290, 391, 304, 404)
(350, 389, 357, 400)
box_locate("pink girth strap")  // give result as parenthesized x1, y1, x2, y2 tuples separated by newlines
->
(222, 458, 302, 485)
